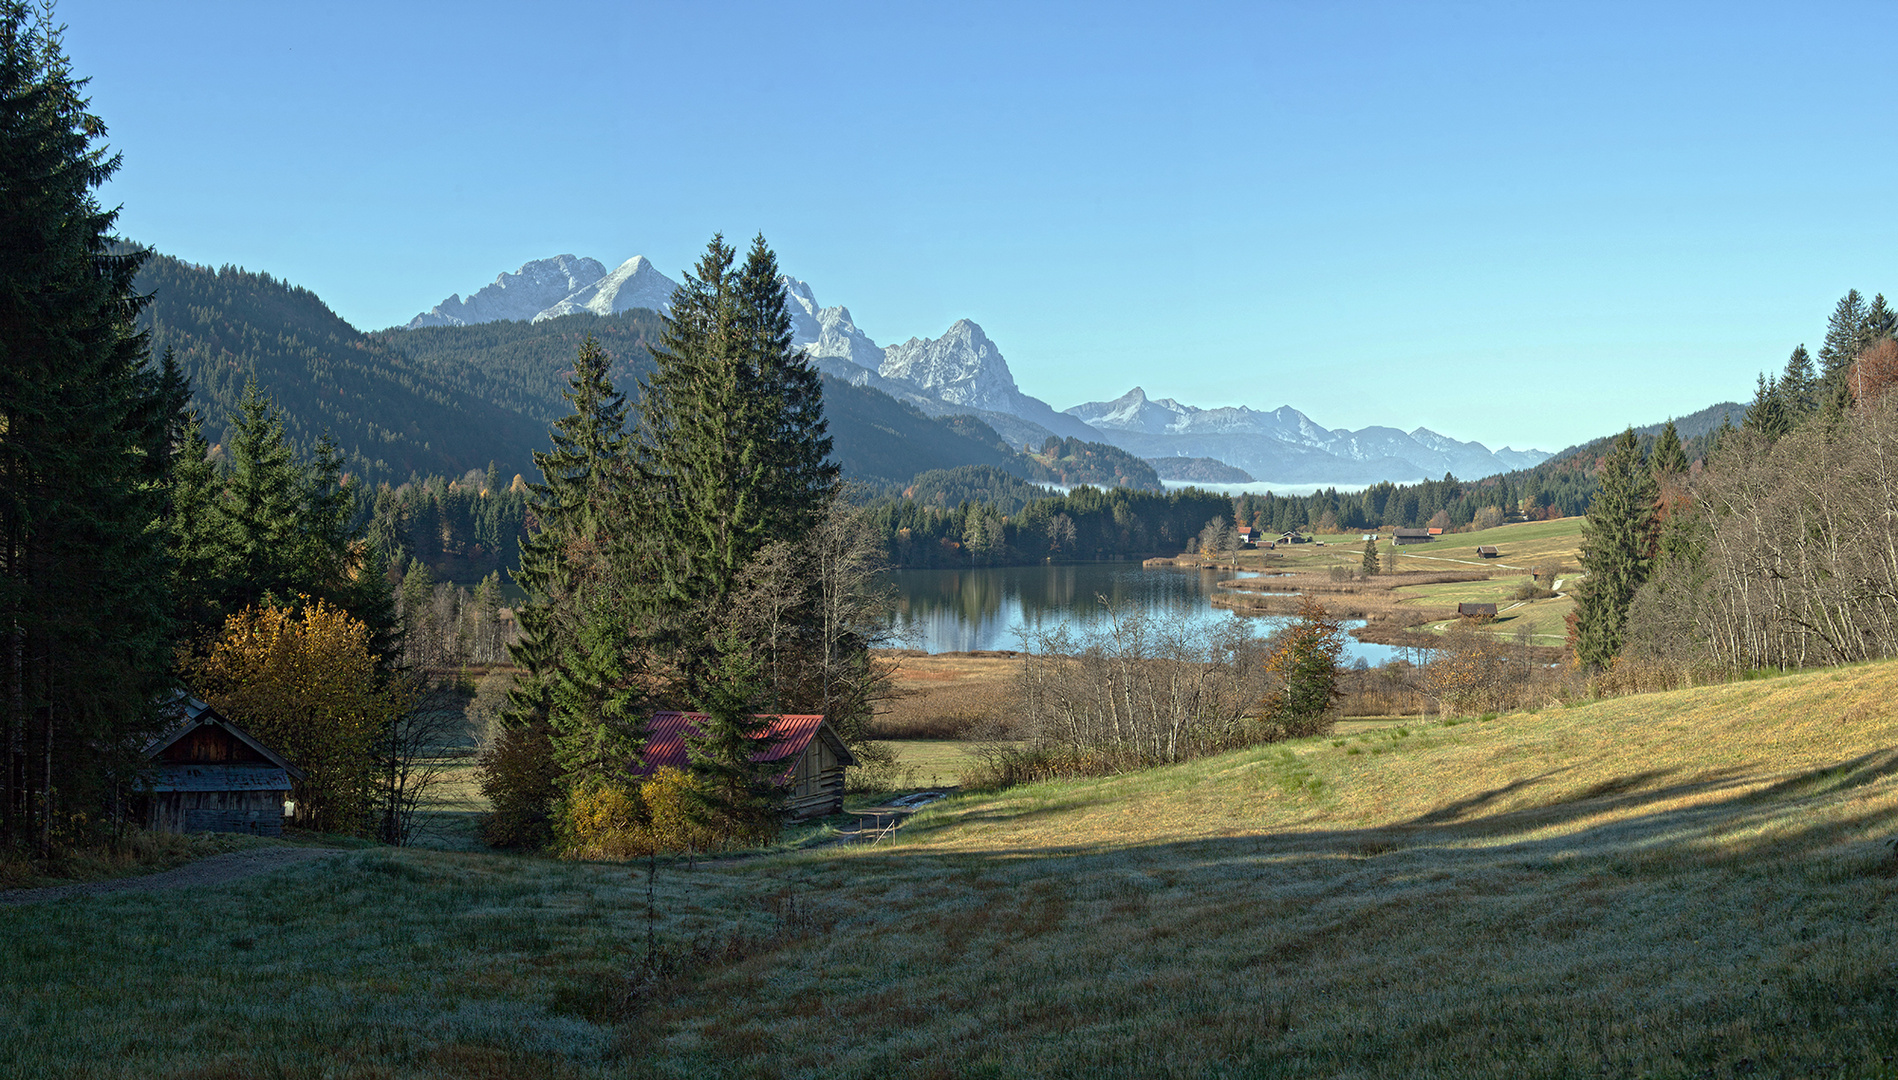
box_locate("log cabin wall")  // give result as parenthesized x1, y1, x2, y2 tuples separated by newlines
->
(782, 738, 847, 818)
(149, 786, 287, 836)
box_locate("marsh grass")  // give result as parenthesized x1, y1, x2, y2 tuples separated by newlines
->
(869, 651, 1022, 739)
(9, 659, 1898, 1076)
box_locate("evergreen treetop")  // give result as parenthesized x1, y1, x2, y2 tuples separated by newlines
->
(1819, 289, 1869, 384)
(1650, 419, 1689, 479)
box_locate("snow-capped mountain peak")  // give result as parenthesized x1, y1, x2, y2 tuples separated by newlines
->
(407, 255, 608, 328)
(532, 256, 679, 322)
(879, 319, 1025, 412)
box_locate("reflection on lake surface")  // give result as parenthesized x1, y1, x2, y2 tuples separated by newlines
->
(889, 563, 1403, 666)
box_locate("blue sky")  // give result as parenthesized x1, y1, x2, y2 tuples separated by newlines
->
(60, 1, 1898, 451)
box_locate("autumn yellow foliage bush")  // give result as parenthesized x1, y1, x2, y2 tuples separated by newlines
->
(557, 767, 722, 860)
(186, 598, 404, 835)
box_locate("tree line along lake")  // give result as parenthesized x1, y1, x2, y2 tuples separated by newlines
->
(888, 562, 1406, 665)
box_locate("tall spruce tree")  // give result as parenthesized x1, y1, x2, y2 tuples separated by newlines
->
(0, 3, 181, 851)
(1819, 289, 1869, 404)
(1865, 293, 1897, 345)
(168, 380, 393, 659)
(506, 336, 650, 783)
(1778, 345, 1818, 420)
(1743, 373, 1791, 439)
(1571, 429, 1659, 669)
(636, 234, 839, 700)
(1650, 419, 1689, 480)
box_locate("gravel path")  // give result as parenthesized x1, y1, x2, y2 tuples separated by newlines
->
(0, 846, 345, 906)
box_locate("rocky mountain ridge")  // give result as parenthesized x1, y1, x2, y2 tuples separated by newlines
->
(1067, 387, 1550, 484)
(409, 255, 1549, 485)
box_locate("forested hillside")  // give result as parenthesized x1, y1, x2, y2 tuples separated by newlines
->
(135, 250, 1087, 491)
(135, 254, 548, 485)
(1025, 436, 1162, 491)
(376, 309, 666, 423)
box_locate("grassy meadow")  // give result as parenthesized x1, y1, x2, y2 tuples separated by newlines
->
(7, 657, 1898, 1076)
(1213, 517, 1586, 647)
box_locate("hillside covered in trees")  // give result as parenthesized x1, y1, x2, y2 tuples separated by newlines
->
(135, 250, 1175, 495)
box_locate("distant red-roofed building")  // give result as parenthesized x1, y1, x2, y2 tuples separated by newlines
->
(641, 712, 857, 818)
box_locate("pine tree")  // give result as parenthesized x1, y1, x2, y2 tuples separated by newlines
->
(1819, 289, 1869, 400)
(1778, 345, 1818, 420)
(636, 234, 840, 699)
(1743, 373, 1791, 439)
(0, 3, 180, 850)
(505, 336, 650, 783)
(1865, 293, 1897, 345)
(736, 238, 837, 542)
(1571, 429, 1659, 669)
(1649, 419, 1689, 479)
(169, 380, 391, 657)
(1360, 537, 1380, 575)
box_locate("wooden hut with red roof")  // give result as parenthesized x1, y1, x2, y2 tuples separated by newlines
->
(640, 712, 857, 819)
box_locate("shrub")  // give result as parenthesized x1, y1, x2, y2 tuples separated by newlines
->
(555, 767, 722, 860)
(477, 721, 561, 849)
(1513, 579, 1558, 601)
(558, 778, 645, 860)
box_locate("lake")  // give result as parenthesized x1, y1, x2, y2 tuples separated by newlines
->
(888, 562, 1405, 666)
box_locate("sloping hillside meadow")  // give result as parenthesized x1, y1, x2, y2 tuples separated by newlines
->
(6, 663, 1898, 1077)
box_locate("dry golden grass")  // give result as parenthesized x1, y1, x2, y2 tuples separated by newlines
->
(642, 660, 1898, 1077)
(869, 649, 1024, 738)
(9, 658, 1898, 1077)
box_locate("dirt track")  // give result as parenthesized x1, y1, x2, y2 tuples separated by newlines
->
(0, 846, 344, 906)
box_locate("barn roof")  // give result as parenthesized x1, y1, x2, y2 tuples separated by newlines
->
(1457, 602, 1499, 616)
(145, 692, 306, 781)
(147, 764, 294, 793)
(638, 712, 858, 779)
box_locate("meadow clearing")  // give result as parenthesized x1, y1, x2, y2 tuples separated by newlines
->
(4, 655, 1898, 1077)
(1207, 517, 1587, 649)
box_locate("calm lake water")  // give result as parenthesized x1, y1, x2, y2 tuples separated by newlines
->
(888, 562, 1405, 666)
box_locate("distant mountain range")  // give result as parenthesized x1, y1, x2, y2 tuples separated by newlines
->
(407, 257, 1554, 485)
(1068, 387, 1550, 484)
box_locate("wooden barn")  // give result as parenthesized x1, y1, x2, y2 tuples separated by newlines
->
(1392, 528, 1433, 545)
(1457, 602, 1499, 621)
(640, 712, 858, 819)
(142, 695, 303, 836)
(1476, 545, 1500, 558)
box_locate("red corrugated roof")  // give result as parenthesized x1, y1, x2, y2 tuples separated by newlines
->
(638, 712, 828, 778)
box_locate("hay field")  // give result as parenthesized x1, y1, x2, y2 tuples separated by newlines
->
(7, 660, 1898, 1077)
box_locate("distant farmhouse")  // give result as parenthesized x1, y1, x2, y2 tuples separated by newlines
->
(141, 695, 302, 836)
(1392, 528, 1433, 546)
(1457, 603, 1499, 622)
(1476, 545, 1500, 558)
(641, 712, 857, 818)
